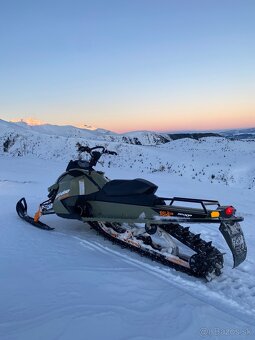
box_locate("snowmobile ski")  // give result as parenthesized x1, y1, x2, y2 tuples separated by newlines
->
(16, 198, 54, 231)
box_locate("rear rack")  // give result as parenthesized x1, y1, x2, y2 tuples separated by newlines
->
(159, 197, 220, 215)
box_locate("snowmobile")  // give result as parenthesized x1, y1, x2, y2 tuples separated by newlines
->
(16, 144, 247, 281)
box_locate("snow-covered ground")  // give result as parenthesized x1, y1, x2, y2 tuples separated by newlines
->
(0, 155, 255, 340)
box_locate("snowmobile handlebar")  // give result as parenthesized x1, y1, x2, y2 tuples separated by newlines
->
(77, 144, 117, 156)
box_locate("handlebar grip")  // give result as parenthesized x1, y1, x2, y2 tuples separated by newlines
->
(107, 151, 118, 155)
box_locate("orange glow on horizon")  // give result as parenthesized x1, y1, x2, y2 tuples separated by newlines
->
(114, 121, 255, 134)
(108, 113, 255, 133)
(10, 106, 255, 134)
(10, 117, 45, 126)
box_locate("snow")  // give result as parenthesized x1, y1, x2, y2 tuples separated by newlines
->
(0, 154, 255, 340)
(1, 119, 255, 338)
(1, 119, 255, 189)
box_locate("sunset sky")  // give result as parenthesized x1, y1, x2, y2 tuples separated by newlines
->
(0, 0, 255, 132)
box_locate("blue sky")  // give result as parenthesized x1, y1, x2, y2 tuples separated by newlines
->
(0, 0, 255, 131)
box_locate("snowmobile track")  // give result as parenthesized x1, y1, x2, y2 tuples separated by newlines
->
(87, 221, 224, 281)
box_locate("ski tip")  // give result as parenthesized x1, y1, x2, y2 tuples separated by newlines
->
(16, 197, 28, 218)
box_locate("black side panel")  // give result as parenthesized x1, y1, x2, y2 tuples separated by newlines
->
(60, 196, 83, 219)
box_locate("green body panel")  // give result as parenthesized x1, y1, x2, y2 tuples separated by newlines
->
(52, 169, 109, 216)
(51, 167, 159, 220)
(86, 201, 156, 220)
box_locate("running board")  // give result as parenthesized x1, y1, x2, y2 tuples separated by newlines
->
(80, 216, 243, 224)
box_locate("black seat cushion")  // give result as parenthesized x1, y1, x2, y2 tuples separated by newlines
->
(102, 179, 158, 196)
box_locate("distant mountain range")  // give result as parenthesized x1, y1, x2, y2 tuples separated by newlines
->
(220, 127, 255, 140)
(1, 119, 255, 145)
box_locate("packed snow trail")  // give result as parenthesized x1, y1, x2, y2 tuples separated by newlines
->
(1, 156, 255, 340)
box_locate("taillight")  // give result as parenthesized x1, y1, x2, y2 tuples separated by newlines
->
(224, 206, 235, 216)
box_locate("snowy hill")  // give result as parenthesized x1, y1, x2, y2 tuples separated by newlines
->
(0, 119, 255, 189)
(3, 119, 170, 146)
(15, 121, 99, 139)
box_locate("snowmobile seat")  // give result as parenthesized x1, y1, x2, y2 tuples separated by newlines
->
(102, 179, 158, 196)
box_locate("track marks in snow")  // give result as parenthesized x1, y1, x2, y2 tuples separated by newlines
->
(0, 179, 35, 184)
(64, 229, 255, 326)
